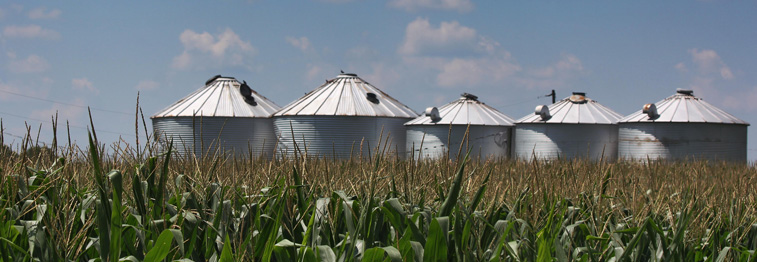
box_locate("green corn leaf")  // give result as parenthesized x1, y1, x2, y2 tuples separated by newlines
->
(144, 229, 174, 262)
(108, 170, 124, 262)
(439, 151, 471, 217)
(424, 217, 449, 262)
(219, 234, 233, 262)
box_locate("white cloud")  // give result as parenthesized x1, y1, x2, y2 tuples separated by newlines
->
(687, 48, 733, 80)
(346, 46, 379, 60)
(0, 8, 5, 19)
(172, 28, 256, 70)
(8, 54, 50, 73)
(389, 0, 473, 12)
(72, 78, 98, 93)
(2, 25, 60, 39)
(399, 18, 481, 56)
(674, 62, 687, 72)
(285, 36, 311, 52)
(436, 56, 521, 87)
(362, 63, 401, 91)
(30, 98, 86, 125)
(0, 80, 21, 101)
(517, 54, 585, 89)
(10, 4, 23, 13)
(135, 80, 159, 91)
(28, 7, 61, 20)
(397, 18, 585, 90)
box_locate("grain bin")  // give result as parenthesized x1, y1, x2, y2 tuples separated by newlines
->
(405, 93, 515, 160)
(618, 89, 749, 162)
(514, 92, 622, 161)
(151, 75, 280, 158)
(273, 72, 417, 158)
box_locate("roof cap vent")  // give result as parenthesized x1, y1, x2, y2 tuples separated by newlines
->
(535, 105, 551, 120)
(676, 88, 694, 95)
(461, 93, 478, 101)
(569, 92, 587, 103)
(338, 73, 357, 78)
(642, 103, 658, 120)
(425, 107, 441, 122)
(205, 75, 223, 86)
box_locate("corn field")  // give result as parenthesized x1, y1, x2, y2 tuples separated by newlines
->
(1, 130, 757, 261)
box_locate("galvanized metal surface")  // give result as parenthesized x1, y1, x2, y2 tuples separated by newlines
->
(517, 93, 622, 124)
(273, 116, 410, 158)
(406, 125, 511, 160)
(152, 117, 277, 158)
(275, 73, 417, 118)
(514, 124, 619, 161)
(404, 94, 515, 126)
(152, 77, 280, 118)
(619, 89, 749, 124)
(618, 123, 747, 161)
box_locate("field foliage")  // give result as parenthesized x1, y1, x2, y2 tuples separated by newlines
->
(0, 129, 756, 261)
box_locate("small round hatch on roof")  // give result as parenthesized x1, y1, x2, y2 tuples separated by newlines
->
(676, 88, 694, 95)
(569, 92, 587, 103)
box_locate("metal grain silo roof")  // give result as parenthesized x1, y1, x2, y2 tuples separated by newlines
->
(404, 93, 515, 126)
(618, 89, 749, 125)
(274, 73, 417, 118)
(516, 92, 622, 124)
(152, 75, 280, 118)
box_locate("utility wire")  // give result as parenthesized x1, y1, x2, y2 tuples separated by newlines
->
(0, 88, 132, 116)
(0, 111, 130, 136)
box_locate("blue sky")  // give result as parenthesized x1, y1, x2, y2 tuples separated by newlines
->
(1, 1, 756, 159)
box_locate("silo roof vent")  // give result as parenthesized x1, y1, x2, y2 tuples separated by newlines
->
(461, 93, 478, 101)
(569, 92, 587, 104)
(676, 89, 694, 95)
(535, 105, 551, 121)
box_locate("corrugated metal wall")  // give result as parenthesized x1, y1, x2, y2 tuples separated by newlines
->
(514, 124, 618, 161)
(152, 117, 276, 158)
(273, 116, 410, 158)
(406, 125, 511, 160)
(618, 123, 747, 161)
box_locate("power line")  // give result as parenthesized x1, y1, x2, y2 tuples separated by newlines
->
(0, 110, 130, 136)
(0, 88, 132, 116)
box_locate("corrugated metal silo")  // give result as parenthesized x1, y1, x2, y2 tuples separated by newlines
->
(618, 89, 749, 161)
(514, 92, 622, 161)
(273, 72, 417, 158)
(151, 75, 280, 158)
(405, 93, 515, 160)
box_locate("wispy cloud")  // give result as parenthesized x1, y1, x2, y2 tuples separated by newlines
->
(397, 18, 584, 90)
(172, 28, 257, 70)
(28, 7, 61, 20)
(687, 48, 733, 80)
(72, 78, 98, 94)
(8, 54, 50, 73)
(2, 25, 60, 39)
(398, 18, 483, 56)
(285, 36, 312, 52)
(134, 80, 159, 91)
(388, 0, 473, 13)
